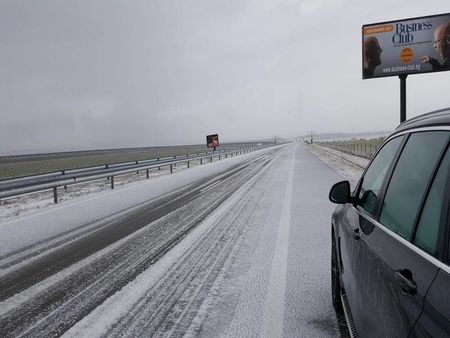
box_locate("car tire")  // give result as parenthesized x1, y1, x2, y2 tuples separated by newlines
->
(331, 232, 343, 314)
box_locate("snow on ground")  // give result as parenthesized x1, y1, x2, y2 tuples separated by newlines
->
(0, 160, 205, 221)
(63, 151, 277, 337)
(65, 143, 344, 337)
(1, 142, 366, 337)
(0, 143, 366, 223)
(307, 143, 369, 188)
(0, 167, 172, 220)
(0, 148, 277, 257)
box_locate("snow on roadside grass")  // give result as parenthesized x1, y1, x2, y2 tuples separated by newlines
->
(306, 143, 369, 188)
(0, 162, 195, 222)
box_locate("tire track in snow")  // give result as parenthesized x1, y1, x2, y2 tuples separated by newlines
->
(260, 145, 295, 338)
(0, 147, 287, 337)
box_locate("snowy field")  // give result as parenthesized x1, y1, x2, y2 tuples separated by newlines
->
(0, 142, 367, 337)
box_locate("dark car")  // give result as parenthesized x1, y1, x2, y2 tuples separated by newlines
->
(329, 108, 450, 337)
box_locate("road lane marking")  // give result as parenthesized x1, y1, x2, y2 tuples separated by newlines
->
(260, 146, 295, 338)
(200, 180, 222, 193)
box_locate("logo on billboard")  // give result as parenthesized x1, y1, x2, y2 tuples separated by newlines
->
(363, 13, 450, 79)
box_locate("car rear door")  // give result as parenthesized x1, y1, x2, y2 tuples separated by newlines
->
(352, 131, 450, 337)
(410, 142, 450, 336)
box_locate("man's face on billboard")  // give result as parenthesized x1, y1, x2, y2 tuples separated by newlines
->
(365, 37, 382, 67)
(433, 23, 450, 61)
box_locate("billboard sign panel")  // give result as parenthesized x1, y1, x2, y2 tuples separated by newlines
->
(206, 134, 219, 148)
(362, 13, 450, 79)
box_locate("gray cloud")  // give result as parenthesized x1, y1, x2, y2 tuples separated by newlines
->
(1, 0, 450, 154)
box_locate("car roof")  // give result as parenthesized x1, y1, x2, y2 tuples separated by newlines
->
(395, 108, 450, 133)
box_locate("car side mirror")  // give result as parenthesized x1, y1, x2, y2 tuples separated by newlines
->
(329, 181, 352, 204)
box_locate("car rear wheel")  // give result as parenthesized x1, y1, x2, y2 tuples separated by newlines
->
(331, 233, 343, 314)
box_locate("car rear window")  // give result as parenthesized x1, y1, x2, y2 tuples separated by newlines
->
(414, 144, 450, 258)
(379, 131, 450, 240)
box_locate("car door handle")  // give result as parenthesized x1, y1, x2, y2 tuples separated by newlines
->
(353, 228, 360, 240)
(395, 270, 417, 295)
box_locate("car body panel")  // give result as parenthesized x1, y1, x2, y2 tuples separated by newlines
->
(413, 268, 450, 336)
(331, 109, 450, 336)
(335, 204, 440, 337)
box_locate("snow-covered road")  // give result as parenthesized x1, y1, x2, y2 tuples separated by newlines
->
(0, 143, 352, 337)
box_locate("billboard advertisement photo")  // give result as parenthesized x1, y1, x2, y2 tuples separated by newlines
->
(206, 134, 219, 148)
(363, 13, 450, 79)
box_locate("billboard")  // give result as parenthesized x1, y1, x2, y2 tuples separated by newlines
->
(206, 134, 219, 148)
(362, 13, 450, 79)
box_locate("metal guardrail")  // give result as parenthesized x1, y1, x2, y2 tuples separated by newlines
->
(0, 145, 263, 204)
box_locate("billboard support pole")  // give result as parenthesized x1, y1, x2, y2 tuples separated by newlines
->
(399, 74, 407, 123)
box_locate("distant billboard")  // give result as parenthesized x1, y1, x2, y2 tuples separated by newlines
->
(206, 134, 219, 148)
(362, 13, 450, 79)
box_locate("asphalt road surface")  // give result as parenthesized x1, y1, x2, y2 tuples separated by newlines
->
(0, 143, 347, 337)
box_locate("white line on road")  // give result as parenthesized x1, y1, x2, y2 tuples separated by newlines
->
(199, 180, 222, 193)
(260, 145, 295, 338)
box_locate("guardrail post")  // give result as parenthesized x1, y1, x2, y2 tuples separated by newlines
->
(170, 164, 173, 173)
(219, 154, 221, 160)
(53, 187, 58, 204)
(200, 158, 203, 165)
(146, 169, 149, 179)
(111, 176, 114, 189)
(187, 161, 190, 168)
(210, 156, 213, 162)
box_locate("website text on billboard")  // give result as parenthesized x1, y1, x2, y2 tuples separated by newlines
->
(362, 13, 450, 79)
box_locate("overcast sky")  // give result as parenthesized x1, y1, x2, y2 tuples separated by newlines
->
(1, 0, 449, 154)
